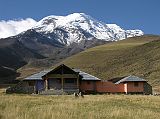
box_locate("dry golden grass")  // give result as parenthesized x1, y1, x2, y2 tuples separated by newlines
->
(0, 89, 160, 119)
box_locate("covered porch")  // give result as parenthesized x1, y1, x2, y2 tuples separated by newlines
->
(43, 64, 80, 93)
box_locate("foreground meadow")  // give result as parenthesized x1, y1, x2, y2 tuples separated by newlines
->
(0, 89, 160, 119)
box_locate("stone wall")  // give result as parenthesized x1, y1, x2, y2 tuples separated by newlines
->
(144, 82, 152, 95)
(6, 81, 35, 94)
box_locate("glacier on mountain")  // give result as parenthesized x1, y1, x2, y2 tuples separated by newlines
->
(0, 13, 143, 45)
(33, 13, 143, 45)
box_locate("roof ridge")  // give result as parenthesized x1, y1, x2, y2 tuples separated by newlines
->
(115, 75, 146, 84)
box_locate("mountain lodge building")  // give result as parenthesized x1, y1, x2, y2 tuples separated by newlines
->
(8, 64, 152, 94)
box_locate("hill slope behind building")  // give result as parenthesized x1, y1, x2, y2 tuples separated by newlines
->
(62, 35, 160, 92)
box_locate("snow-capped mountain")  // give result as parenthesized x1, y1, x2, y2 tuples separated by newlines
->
(0, 13, 145, 80)
(0, 13, 144, 70)
(33, 13, 143, 45)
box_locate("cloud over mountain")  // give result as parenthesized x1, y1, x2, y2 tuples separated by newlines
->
(0, 18, 37, 38)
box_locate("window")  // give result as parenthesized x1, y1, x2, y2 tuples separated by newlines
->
(134, 82, 139, 87)
(57, 79, 61, 83)
(65, 79, 75, 83)
(87, 81, 90, 85)
(28, 82, 34, 86)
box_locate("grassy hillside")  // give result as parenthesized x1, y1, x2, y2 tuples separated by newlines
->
(0, 89, 160, 119)
(62, 35, 160, 92)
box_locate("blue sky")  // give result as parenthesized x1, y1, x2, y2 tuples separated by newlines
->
(0, 0, 159, 35)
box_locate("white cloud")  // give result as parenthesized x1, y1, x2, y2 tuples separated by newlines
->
(0, 18, 37, 38)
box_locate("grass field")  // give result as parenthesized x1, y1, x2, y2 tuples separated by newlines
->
(0, 89, 160, 119)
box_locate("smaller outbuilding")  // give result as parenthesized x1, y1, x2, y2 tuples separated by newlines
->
(107, 75, 152, 94)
